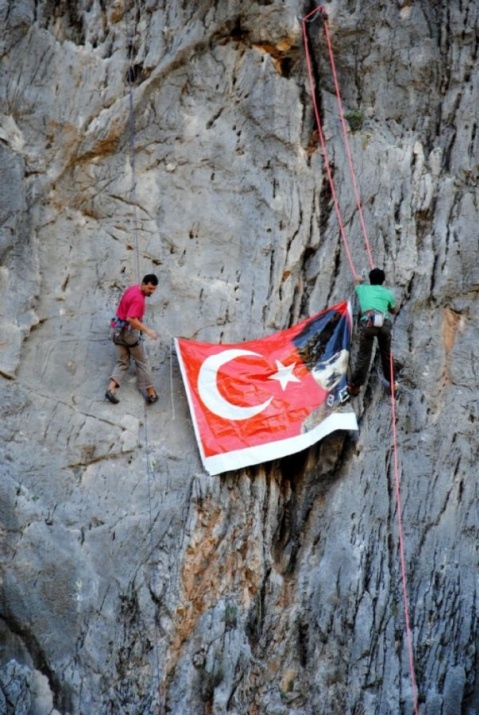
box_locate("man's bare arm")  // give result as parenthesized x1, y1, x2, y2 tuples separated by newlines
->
(127, 317, 159, 339)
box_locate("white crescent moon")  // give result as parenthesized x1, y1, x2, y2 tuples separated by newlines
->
(197, 349, 273, 421)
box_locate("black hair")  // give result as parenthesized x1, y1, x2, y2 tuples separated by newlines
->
(369, 268, 385, 285)
(142, 274, 159, 286)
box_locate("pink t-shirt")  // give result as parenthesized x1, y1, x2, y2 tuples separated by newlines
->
(116, 285, 145, 322)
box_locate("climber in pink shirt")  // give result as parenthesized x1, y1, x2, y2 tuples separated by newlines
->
(105, 274, 160, 404)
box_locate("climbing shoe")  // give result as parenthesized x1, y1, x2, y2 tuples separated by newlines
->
(146, 393, 159, 404)
(105, 389, 120, 404)
(347, 383, 361, 397)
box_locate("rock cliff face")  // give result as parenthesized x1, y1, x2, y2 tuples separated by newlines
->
(1, 1, 479, 713)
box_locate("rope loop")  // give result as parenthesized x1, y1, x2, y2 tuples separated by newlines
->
(300, 5, 327, 24)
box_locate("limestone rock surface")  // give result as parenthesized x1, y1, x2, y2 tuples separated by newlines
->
(1, 1, 479, 713)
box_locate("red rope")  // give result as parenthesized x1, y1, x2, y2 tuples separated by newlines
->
(301, 15, 357, 278)
(302, 8, 419, 713)
(322, 18, 374, 269)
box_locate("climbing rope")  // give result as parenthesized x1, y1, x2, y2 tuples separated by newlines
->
(126, 7, 141, 283)
(321, 17, 374, 269)
(124, 0, 162, 703)
(125, 0, 178, 420)
(300, 11, 357, 277)
(301, 8, 419, 714)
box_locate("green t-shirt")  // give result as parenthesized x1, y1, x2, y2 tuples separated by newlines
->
(355, 284, 396, 316)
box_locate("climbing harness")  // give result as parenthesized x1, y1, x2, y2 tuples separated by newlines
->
(301, 8, 419, 714)
(360, 310, 385, 328)
(110, 317, 141, 346)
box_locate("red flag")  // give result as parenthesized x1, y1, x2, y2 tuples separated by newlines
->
(175, 301, 358, 475)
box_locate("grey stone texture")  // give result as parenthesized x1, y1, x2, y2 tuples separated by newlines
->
(1, 0, 479, 713)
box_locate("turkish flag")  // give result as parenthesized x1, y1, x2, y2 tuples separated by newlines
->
(175, 301, 358, 475)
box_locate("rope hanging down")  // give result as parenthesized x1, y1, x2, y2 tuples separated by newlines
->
(301, 6, 374, 271)
(301, 9, 419, 715)
(320, 16, 374, 269)
(301, 11, 357, 278)
(124, 0, 163, 706)
(126, 2, 141, 283)
(125, 0, 179, 420)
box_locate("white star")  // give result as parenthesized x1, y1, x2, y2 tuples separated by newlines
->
(268, 360, 301, 391)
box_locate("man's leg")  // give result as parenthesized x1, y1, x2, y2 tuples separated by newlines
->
(130, 342, 157, 400)
(107, 345, 131, 402)
(349, 325, 376, 392)
(377, 323, 394, 384)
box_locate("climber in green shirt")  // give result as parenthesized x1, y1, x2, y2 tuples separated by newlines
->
(348, 268, 398, 397)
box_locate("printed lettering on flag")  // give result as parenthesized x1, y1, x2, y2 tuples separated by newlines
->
(175, 301, 358, 475)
